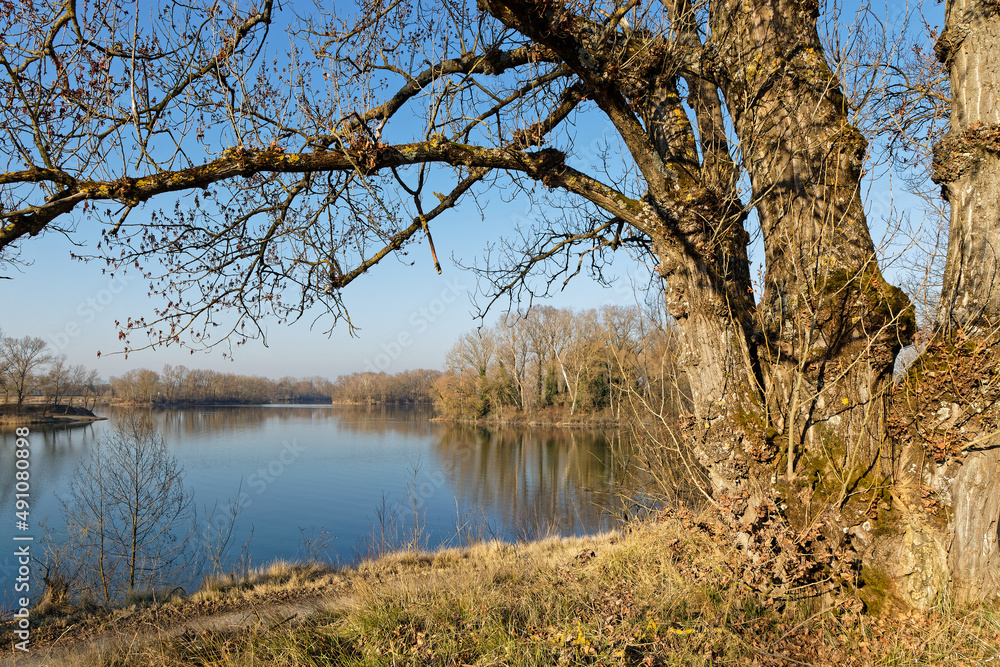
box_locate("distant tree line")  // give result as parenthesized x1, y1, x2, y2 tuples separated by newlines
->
(434, 305, 680, 422)
(0, 330, 101, 409)
(330, 369, 441, 404)
(0, 327, 437, 409)
(3, 316, 678, 418)
(110, 365, 334, 405)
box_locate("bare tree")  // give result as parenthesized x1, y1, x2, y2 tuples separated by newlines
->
(440, 330, 496, 416)
(44, 354, 70, 407)
(65, 364, 101, 409)
(0, 336, 51, 407)
(494, 315, 531, 411)
(59, 412, 193, 605)
(523, 305, 567, 408)
(600, 304, 642, 420)
(440, 305, 651, 418)
(160, 364, 188, 404)
(448, 330, 496, 380)
(110, 369, 162, 405)
(330, 369, 440, 403)
(550, 309, 601, 416)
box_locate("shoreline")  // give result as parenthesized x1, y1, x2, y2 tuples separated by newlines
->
(430, 413, 621, 428)
(0, 404, 105, 426)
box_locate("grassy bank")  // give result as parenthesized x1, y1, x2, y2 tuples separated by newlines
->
(21, 512, 1000, 666)
(0, 404, 103, 426)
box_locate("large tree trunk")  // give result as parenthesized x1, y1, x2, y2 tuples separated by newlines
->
(709, 0, 913, 534)
(934, 0, 1000, 333)
(641, 0, 768, 495)
(919, 0, 1000, 603)
(949, 439, 1000, 602)
(483, 0, 933, 604)
(646, 165, 763, 497)
(651, 223, 765, 496)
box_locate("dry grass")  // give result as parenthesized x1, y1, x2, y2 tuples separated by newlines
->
(190, 561, 336, 604)
(61, 512, 999, 667)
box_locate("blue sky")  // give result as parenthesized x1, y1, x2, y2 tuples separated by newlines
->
(0, 0, 937, 382)
(0, 183, 643, 380)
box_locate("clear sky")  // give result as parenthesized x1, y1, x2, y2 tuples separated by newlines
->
(0, 168, 644, 381)
(0, 0, 936, 383)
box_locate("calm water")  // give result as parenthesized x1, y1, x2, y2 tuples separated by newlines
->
(1, 405, 626, 598)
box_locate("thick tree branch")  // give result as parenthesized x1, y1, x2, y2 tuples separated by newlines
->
(335, 44, 561, 137)
(478, 0, 682, 200)
(0, 141, 648, 250)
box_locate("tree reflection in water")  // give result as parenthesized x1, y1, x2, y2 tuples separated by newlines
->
(433, 424, 629, 539)
(4, 405, 677, 568)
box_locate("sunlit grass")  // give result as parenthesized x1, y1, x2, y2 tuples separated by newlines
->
(30, 516, 1000, 666)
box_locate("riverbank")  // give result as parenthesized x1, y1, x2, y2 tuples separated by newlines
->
(8, 512, 999, 666)
(330, 400, 433, 406)
(432, 406, 621, 428)
(0, 404, 104, 426)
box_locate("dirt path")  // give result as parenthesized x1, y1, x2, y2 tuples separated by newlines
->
(2, 594, 353, 667)
(2, 571, 357, 667)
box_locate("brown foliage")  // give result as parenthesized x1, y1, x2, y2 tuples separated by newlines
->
(890, 330, 1000, 464)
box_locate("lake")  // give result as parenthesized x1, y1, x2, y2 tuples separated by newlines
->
(1, 404, 628, 599)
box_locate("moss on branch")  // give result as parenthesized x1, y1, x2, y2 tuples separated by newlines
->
(932, 122, 1000, 185)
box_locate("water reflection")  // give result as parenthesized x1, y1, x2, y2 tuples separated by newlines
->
(434, 424, 627, 538)
(0, 422, 99, 527)
(1, 406, 630, 573)
(329, 404, 438, 437)
(97, 403, 439, 440)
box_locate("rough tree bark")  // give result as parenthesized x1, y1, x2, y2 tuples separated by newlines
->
(934, 0, 1000, 334)
(923, 0, 1000, 604)
(949, 436, 1000, 601)
(709, 0, 915, 543)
